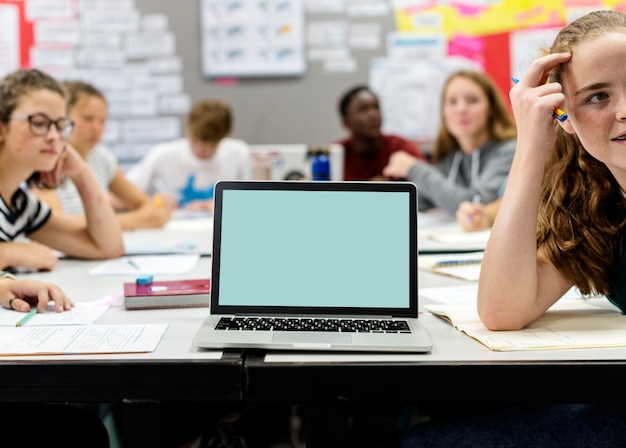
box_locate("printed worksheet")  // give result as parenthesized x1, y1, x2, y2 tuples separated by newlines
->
(0, 296, 111, 327)
(0, 324, 168, 355)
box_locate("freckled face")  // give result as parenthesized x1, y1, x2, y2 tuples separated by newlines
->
(0, 89, 67, 173)
(559, 32, 626, 185)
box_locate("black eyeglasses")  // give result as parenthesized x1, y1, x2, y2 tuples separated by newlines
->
(8, 113, 74, 139)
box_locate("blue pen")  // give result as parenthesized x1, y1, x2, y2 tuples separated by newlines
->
(511, 77, 568, 122)
(434, 259, 483, 267)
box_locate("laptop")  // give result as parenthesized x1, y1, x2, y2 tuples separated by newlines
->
(192, 180, 432, 352)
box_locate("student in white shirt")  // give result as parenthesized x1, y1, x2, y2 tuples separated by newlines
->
(126, 99, 251, 212)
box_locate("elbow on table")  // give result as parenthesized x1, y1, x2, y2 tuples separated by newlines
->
(477, 296, 529, 331)
(106, 242, 125, 259)
(93, 239, 124, 259)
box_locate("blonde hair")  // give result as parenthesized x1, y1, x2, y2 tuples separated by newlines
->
(431, 70, 516, 163)
(538, 10, 626, 295)
(187, 100, 231, 143)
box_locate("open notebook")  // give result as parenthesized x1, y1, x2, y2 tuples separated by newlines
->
(192, 180, 432, 352)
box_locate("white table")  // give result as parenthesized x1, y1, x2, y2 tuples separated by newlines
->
(122, 215, 213, 256)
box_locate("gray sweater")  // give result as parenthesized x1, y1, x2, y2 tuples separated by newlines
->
(408, 138, 515, 214)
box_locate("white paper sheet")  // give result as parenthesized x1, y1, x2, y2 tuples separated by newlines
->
(0, 296, 111, 327)
(0, 323, 167, 355)
(89, 254, 200, 276)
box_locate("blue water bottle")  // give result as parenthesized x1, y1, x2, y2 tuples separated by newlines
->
(310, 147, 330, 181)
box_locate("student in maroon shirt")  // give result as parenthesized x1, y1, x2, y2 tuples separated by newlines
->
(337, 85, 427, 180)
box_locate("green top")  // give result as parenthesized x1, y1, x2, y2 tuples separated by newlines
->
(607, 237, 626, 313)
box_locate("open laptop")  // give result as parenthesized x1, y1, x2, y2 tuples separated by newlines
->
(192, 180, 432, 352)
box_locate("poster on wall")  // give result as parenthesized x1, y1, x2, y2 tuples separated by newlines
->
(389, 0, 626, 103)
(200, 0, 306, 78)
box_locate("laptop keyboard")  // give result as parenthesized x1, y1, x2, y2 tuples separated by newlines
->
(215, 317, 412, 333)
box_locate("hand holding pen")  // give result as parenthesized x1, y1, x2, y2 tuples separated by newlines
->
(509, 53, 572, 157)
(1, 278, 74, 313)
(456, 196, 489, 232)
(511, 77, 567, 122)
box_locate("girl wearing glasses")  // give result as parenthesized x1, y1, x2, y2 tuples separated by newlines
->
(0, 68, 123, 274)
(32, 81, 172, 230)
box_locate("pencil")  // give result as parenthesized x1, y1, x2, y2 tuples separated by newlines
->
(16, 308, 38, 327)
(511, 77, 568, 122)
(127, 258, 140, 270)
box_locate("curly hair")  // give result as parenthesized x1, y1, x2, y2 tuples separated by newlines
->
(538, 10, 626, 295)
(431, 70, 516, 163)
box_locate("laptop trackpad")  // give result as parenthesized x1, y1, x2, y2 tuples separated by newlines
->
(272, 333, 352, 345)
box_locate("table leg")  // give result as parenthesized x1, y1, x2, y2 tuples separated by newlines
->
(122, 399, 162, 448)
(305, 404, 348, 448)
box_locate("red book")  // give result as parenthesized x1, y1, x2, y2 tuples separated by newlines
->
(123, 278, 210, 310)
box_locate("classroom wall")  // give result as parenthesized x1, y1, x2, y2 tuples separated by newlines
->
(3, 1, 611, 156)
(133, 0, 397, 147)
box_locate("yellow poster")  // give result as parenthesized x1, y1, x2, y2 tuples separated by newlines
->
(394, 0, 623, 37)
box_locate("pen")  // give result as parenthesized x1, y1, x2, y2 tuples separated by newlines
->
(127, 258, 140, 270)
(467, 194, 482, 223)
(511, 77, 568, 122)
(434, 259, 483, 267)
(16, 308, 38, 327)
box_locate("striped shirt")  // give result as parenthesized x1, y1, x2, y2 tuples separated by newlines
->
(56, 144, 117, 215)
(0, 187, 51, 241)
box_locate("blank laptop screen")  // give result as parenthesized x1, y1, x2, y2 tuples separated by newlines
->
(216, 188, 411, 309)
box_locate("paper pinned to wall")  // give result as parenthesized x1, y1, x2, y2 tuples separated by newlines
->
(199, 0, 306, 78)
